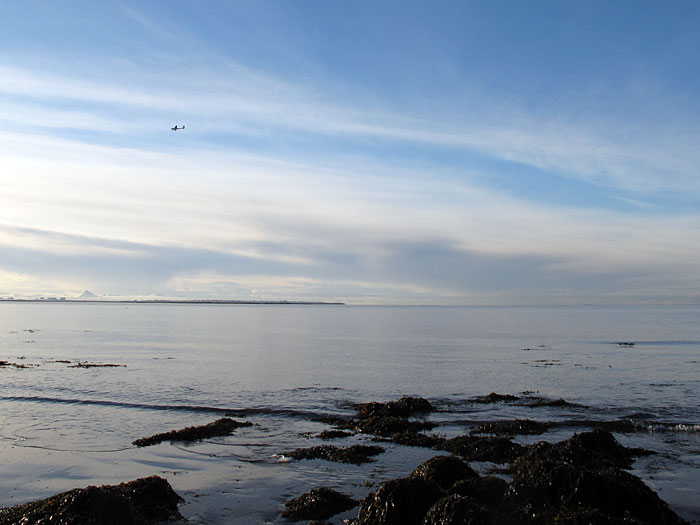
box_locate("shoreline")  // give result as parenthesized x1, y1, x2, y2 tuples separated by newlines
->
(0, 298, 345, 305)
(0, 395, 694, 524)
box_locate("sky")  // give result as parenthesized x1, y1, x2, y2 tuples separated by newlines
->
(1, 1, 700, 305)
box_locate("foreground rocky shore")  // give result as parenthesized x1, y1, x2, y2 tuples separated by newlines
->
(0, 395, 689, 524)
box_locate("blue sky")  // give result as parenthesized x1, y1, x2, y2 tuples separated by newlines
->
(1, 1, 699, 304)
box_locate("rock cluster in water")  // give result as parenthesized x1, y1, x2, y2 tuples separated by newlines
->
(351, 429, 684, 524)
(0, 395, 688, 524)
(284, 396, 686, 524)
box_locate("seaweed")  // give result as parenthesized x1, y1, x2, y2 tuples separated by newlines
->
(0, 476, 183, 525)
(282, 487, 357, 521)
(283, 444, 385, 464)
(471, 419, 551, 437)
(133, 417, 252, 447)
(472, 392, 520, 404)
(69, 362, 126, 368)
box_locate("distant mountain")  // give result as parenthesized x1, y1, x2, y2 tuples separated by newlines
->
(79, 290, 98, 299)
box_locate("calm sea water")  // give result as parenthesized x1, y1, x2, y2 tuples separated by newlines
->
(1, 303, 698, 523)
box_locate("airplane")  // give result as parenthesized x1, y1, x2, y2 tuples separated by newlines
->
(171, 125, 185, 131)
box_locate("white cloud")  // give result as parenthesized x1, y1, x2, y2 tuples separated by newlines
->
(2, 56, 699, 198)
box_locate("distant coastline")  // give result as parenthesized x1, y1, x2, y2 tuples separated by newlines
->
(0, 298, 344, 305)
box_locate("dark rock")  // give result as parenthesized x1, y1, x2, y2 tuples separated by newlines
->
(355, 401, 387, 420)
(133, 417, 252, 447)
(410, 455, 478, 490)
(355, 415, 437, 436)
(386, 431, 446, 449)
(471, 419, 550, 437)
(450, 476, 508, 508)
(525, 429, 649, 470)
(282, 487, 357, 521)
(284, 444, 384, 464)
(524, 397, 584, 408)
(472, 393, 519, 404)
(0, 361, 31, 369)
(508, 430, 686, 524)
(510, 462, 685, 524)
(0, 476, 182, 525)
(316, 429, 354, 439)
(312, 415, 354, 428)
(422, 494, 492, 525)
(441, 435, 524, 463)
(387, 396, 434, 416)
(69, 362, 126, 368)
(354, 396, 434, 419)
(355, 477, 443, 525)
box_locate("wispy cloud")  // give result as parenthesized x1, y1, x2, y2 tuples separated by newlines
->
(2, 55, 699, 199)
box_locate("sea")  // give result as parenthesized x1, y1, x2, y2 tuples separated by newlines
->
(0, 303, 698, 523)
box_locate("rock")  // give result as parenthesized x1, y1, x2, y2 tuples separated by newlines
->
(284, 444, 385, 464)
(355, 477, 443, 525)
(316, 429, 354, 439)
(133, 417, 253, 447)
(525, 397, 584, 408)
(450, 476, 508, 508)
(422, 494, 492, 525)
(472, 393, 519, 404)
(410, 455, 478, 490)
(354, 415, 437, 436)
(387, 431, 446, 449)
(532, 428, 648, 469)
(282, 487, 357, 521)
(0, 476, 183, 525)
(387, 396, 434, 416)
(354, 396, 434, 419)
(508, 430, 686, 524)
(471, 419, 550, 437)
(441, 435, 524, 463)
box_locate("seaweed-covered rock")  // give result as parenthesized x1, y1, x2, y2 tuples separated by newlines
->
(511, 462, 685, 524)
(355, 415, 436, 436)
(355, 396, 433, 419)
(387, 396, 434, 416)
(133, 417, 252, 447)
(450, 476, 508, 508)
(410, 455, 478, 490)
(508, 431, 686, 524)
(316, 429, 354, 440)
(387, 431, 447, 449)
(422, 494, 492, 525)
(531, 428, 648, 470)
(355, 477, 443, 525)
(0, 476, 182, 525)
(472, 393, 519, 404)
(441, 435, 524, 463)
(284, 444, 385, 464)
(525, 397, 584, 408)
(471, 419, 550, 437)
(282, 487, 357, 521)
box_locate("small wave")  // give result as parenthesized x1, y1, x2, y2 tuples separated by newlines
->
(0, 395, 339, 421)
(646, 423, 700, 433)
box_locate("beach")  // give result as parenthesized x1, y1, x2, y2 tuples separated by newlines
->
(1, 304, 699, 523)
